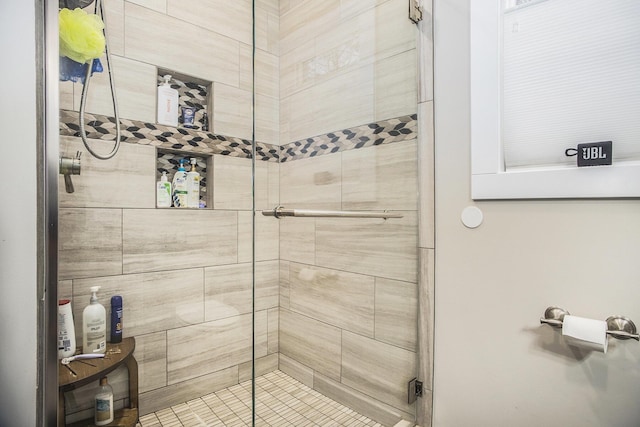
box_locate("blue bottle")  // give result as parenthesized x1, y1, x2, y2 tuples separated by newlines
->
(110, 295, 123, 343)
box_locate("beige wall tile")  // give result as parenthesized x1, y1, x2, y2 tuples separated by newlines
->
(73, 268, 204, 339)
(280, 260, 290, 309)
(339, 0, 380, 19)
(103, 0, 124, 56)
(238, 353, 279, 382)
(285, 65, 374, 143)
(240, 45, 279, 99)
(267, 307, 279, 354)
(167, 311, 267, 384)
(213, 155, 269, 210)
(279, 87, 315, 144)
(139, 366, 239, 415)
(268, 161, 279, 208)
(254, 2, 279, 55)
(204, 261, 279, 321)
(289, 263, 375, 337)
(60, 81, 74, 110)
(375, 277, 418, 351)
(375, 50, 418, 121)
(278, 353, 314, 389)
(59, 280, 73, 302)
(342, 140, 418, 211)
(279, 218, 315, 264)
(313, 9, 375, 83)
(167, 0, 252, 47)
(135, 331, 167, 393)
(59, 136, 156, 209)
(122, 209, 237, 274)
(342, 331, 416, 413)
(316, 211, 417, 283)
(58, 208, 122, 280)
(374, 0, 417, 60)
(212, 83, 252, 141)
(279, 309, 341, 381)
(73, 55, 157, 123)
(237, 212, 279, 263)
(279, 39, 315, 100)
(124, 3, 239, 86)
(256, 93, 279, 144)
(127, 0, 167, 14)
(314, 372, 414, 426)
(280, 154, 342, 209)
(280, 0, 340, 55)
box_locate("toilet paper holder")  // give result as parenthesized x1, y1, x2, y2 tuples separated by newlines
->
(540, 307, 639, 341)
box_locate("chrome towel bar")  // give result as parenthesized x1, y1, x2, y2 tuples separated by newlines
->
(540, 306, 639, 341)
(261, 206, 403, 219)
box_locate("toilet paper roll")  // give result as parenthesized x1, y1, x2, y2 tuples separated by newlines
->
(562, 315, 608, 353)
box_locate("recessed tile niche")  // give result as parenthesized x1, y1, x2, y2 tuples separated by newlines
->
(156, 149, 212, 209)
(157, 69, 212, 131)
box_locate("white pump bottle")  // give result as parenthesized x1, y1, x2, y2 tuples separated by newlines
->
(82, 286, 107, 354)
(157, 74, 179, 127)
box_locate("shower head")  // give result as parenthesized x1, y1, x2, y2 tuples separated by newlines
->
(59, 0, 95, 9)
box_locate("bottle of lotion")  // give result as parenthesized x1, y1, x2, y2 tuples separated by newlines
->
(57, 299, 76, 359)
(186, 157, 201, 208)
(172, 159, 188, 208)
(95, 376, 114, 426)
(157, 75, 179, 127)
(82, 286, 106, 354)
(156, 171, 172, 207)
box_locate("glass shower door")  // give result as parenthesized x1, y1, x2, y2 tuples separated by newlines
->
(253, 1, 421, 425)
(52, 0, 422, 425)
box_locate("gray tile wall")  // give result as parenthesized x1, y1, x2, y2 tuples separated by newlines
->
(278, 141, 419, 425)
(58, 0, 427, 425)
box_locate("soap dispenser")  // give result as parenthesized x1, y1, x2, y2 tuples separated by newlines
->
(186, 157, 201, 208)
(82, 286, 106, 354)
(172, 159, 188, 208)
(157, 74, 179, 127)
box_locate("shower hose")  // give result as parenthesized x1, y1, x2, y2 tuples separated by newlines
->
(78, 0, 121, 160)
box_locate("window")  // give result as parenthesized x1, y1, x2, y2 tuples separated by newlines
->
(470, 0, 640, 199)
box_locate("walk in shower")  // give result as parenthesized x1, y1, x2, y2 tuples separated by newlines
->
(52, 1, 430, 426)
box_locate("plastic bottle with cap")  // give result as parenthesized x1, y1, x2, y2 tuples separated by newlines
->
(157, 74, 179, 127)
(95, 376, 114, 425)
(82, 286, 106, 354)
(110, 295, 123, 343)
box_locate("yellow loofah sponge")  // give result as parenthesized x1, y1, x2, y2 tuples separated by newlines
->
(59, 8, 105, 64)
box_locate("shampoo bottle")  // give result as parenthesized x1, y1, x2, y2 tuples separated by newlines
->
(57, 299, 76, 359)
(95, 377, 114, 426)
(186, 157, 201, 208)
(82, 286, 106, 354)
(156, 171, 172, 207)
(172, 159, 188, 208)
(157, 74, 179, 127)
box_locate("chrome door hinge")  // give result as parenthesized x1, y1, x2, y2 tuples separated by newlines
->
(408, 378, 423, 404)
(409, 0, 423, 23)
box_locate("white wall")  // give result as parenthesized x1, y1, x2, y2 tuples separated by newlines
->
(0, 1, 39, 426)
(432, 1, 640, 426)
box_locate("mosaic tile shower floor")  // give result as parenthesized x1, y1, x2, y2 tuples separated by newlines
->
(137, 370, 386, 427)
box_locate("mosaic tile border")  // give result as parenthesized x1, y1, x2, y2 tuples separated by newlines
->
(60, 109, 279, 162)
(281, 114, 418, 162)
(59, 111, 417, 163)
